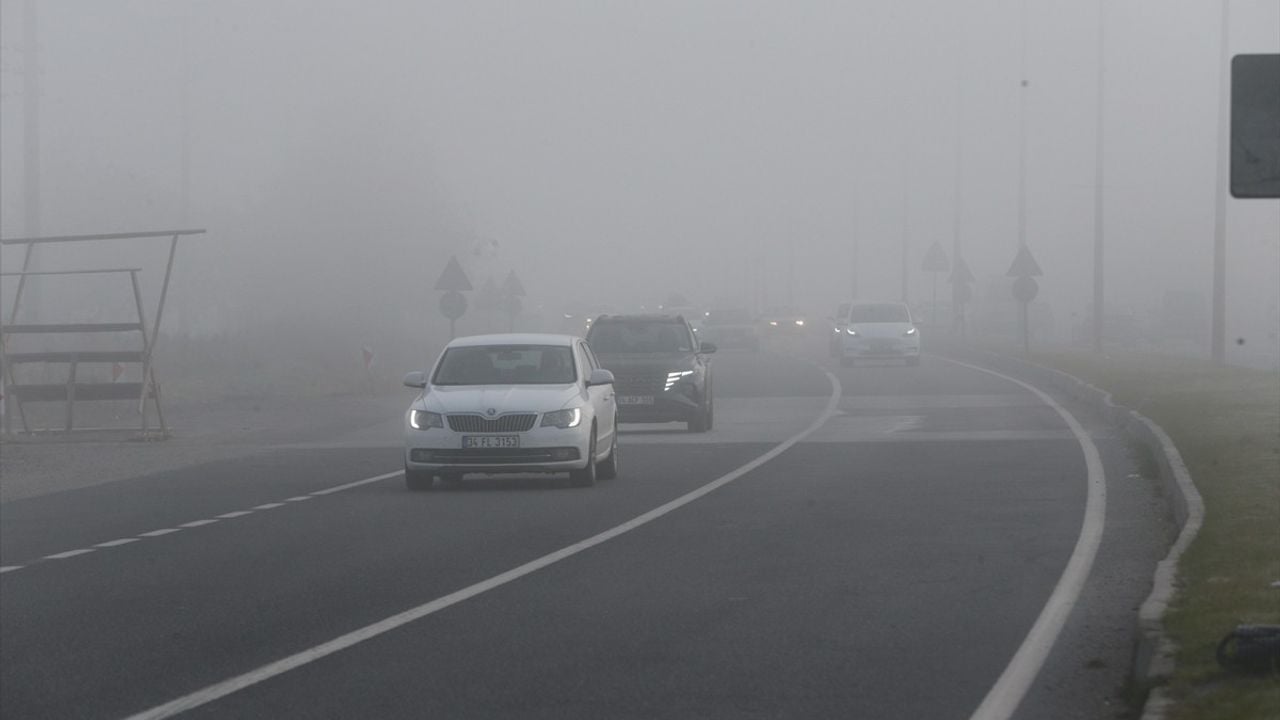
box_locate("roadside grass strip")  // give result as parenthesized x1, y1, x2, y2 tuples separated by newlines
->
(0, 470, 403, 575)
(1033, 350, 1280, 720)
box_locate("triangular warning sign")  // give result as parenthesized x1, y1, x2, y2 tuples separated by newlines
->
(435, 256, 473, 291)
(949, 256, 976, 285)
(921, 242, 950, 273)
(501, 270, 526, 297)
(1006, 244, 1043, 277)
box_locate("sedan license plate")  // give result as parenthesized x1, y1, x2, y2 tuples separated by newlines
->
(462, 435, 520, 449)
(618, 396, 655, 406)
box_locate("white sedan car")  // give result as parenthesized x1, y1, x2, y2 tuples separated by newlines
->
(838, 301, 922, 366)
(402, 334, 619, 490)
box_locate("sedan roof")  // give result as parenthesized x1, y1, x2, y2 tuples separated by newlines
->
(447, 333, 578, 348)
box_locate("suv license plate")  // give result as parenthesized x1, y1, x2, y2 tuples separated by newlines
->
(618, 396, 655, 405)
(463, 435, 520, 449)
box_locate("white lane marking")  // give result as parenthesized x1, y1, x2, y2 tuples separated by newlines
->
(937, 358, 1108, 720)
(310, 470, 403, 496)
(1, 471, 406, 574)
(45, 548, 96, 560)
(179, 519, 220, 528)
(96, 538, 142, 548)
(121, 370, 844, 720)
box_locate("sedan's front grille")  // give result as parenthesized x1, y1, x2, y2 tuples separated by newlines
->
(446, 414, 537, 433)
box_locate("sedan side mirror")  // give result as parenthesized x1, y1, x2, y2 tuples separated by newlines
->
(403, 371, 427, 389)
(587, 368, 615, 387)
(699, 342, 717, 354)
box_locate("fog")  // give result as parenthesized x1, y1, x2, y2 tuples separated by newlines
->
(2, 0, 1278, 393)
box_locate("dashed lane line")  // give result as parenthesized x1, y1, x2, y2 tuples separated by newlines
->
(0, 470, 404, 577)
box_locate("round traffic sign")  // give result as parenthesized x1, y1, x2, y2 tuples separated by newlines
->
(439, 291, 467, 320)
(1012, 276, 1039, 304)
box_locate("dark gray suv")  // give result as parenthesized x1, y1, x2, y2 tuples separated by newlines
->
(586, 314, 716, 432)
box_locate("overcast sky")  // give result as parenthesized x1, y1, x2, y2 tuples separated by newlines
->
(2, 1, 1277, 363)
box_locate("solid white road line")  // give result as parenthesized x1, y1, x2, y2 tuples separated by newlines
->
(179, 519, 220, 528)
(1, 565, 26, 574)
(45, 548, 96, 560)
(139, 529, 181, 538)
(309, 470, 403, 495)
(121, 370, 845, 720)
(938, 358, 1108, 720)
(95, 538, 142, 548)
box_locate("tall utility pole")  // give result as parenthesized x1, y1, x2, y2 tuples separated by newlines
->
(901, 182, 910, 303)
(1211, 1, 1231, 364)
(21, 0, 42, 319)
(1092, 0, 1107, 354)
(1016, 0, 1029, 254)
(180, 5, 191, 224)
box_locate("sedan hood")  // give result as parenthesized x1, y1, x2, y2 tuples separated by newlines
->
(422, 384, 582, 414)
(848, 321, 915, 339)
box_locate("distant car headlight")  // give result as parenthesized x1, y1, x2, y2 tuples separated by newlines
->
(794, 319, 805, 326)
(832, 326, 842, 334)
(409, 410, 443, 430)
(904, 327, 918, 337)
(665, 370, 694, 391)
(541, 407, 582, 429)
(769, 320, 779, 326)
(845, 328, 859, 336)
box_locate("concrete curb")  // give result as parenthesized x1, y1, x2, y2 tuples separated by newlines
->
(956, 350, 1204, 720)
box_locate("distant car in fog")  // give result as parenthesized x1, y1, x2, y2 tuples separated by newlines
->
(701, 307, 761, 351)
(838, 301, 921, 366)
(586, 314, 716, 432)
(828, 302, 851, 357)
(761, 306, 809, 334)
(402, 334, 619, 490)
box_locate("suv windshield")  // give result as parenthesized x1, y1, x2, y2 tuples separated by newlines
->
(432, 345, 576, 385)
(588, 321, 695, 354)
(847, 303, 911, 323)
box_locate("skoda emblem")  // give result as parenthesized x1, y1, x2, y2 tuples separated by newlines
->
(486, 408, 497, 416)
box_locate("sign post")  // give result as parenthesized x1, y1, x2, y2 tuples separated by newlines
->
(1007, 244, 1043, 355)
(949, 255, 976, 341)
(921, 241, 951, 331)
(434, 256, 473, 339)
(500, 271, 526, 332)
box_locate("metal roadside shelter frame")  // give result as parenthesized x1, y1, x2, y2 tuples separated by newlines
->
(0, 229, 206, 438)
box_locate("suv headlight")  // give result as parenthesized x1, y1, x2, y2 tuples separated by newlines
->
(665, 370, 694, 391)
(541, 407, 582, 429)
(845, 328, 859, 336)
(409, 410, 444, 430)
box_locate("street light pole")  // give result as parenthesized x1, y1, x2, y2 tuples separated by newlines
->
(1092, 0, 1106, 354)
(1211, 0, 1231, 364)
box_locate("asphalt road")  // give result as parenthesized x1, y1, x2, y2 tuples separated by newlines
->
(0, 345, 1168, 720)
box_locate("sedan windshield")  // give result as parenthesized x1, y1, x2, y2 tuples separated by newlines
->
(847, 303, 910, 323)
(589, 322, 695, 353)
(432, 345, 576, 385)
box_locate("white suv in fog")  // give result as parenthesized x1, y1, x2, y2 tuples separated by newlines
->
(838, 301, 921, 366)
(403, 334, 619, 490)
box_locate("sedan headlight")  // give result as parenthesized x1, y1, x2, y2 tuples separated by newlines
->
(665, 370, 694, 391)
(541, 407, 582, 429)
(845, 328, 859, 336)
(904, 327, 918, 337)
(409, 410, 444, 430)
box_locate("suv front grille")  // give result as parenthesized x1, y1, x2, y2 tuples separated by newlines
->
(446, 414, 538, 433)
(612, 372, 664, 394)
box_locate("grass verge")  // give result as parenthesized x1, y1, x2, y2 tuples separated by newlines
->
(1030, 349, 1279, 720)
